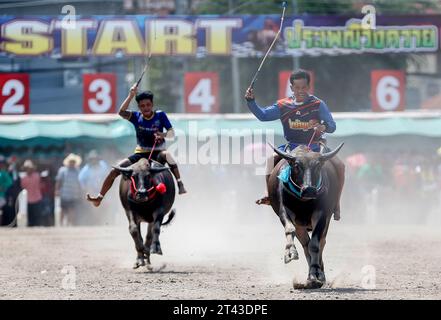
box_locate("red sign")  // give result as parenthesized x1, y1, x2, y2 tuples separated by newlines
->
(184, 72, 219, 113)
(83, 73, 116, 114)
(371, 70, 406, 112)
(279, 70, 315, 100)
(0, 73, 29, 114)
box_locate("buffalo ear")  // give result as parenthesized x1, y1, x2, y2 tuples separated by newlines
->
(112, 166, 133, 178)
(150, 167, 170, 174)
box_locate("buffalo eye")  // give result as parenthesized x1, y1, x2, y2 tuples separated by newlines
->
(292, 161, 303, 174)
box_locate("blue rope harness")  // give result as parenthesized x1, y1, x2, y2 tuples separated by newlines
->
(277, 165, 322, 199)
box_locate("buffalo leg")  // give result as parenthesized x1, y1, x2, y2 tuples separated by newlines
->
(296, 227, 311, 268)
(144, 223, 153, 267)
(150, 208, 165, 255)
(126, 210, 145, 269)
(307, 210, 328, 287)
(318, 217, 331, 279)
(278, 183, 299, 264)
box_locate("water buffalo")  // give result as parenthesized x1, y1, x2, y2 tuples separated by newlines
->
(267, 143, 344, 288)
(114, 158, 176, 269)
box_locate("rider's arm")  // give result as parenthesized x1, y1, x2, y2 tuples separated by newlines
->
(118, 85, 137, 120)
(318, 101, 336, 133)
(247, 100, 281, 121)
(156, 111, 175, 141)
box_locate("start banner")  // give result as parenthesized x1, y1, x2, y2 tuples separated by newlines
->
(0, 15, 439, 57)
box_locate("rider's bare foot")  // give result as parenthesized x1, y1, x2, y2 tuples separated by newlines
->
(256, 196, 271, 205)
(86, 193, 103, 207)
(333, 204, 341, 221)
(177, 181, 187, 194)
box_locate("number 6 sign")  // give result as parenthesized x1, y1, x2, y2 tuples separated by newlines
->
(83, 73, 116, 114)
(0, 73, 30, 114)
(371, 70, 405, 112)
(184, 72, 219, 113)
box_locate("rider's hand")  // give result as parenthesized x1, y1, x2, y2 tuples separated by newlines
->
(129, 84, 138, 98)
(154, 132, 165, 144)
(314, 124, 326, 133)
(245, 87, 255, 101)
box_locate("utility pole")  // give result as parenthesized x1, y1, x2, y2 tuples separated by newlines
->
(230, 0, 242, 113)
(292, 0, 300, 70)
(174, 0, 189, 112)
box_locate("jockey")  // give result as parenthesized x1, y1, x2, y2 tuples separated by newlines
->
(87, 84, 187, 207)
(244, 69, 344, 221)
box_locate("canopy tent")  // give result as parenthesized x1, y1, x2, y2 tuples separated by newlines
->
(1, 111, 441, 140)
(1, 112, 441, 157)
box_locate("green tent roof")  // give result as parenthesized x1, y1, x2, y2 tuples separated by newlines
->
(1, 112, 441, 142)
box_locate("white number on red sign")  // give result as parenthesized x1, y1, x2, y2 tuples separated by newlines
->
(376, 76, 401, 111)
(188, 78, 215, 113)
(88, 79, 112, 113)
(2, 79, 25, 114)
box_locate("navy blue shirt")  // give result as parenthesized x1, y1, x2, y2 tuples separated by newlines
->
(247, 95, 336, 145)
(128, 110, 172, 153)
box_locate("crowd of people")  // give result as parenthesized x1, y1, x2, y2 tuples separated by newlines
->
(343, 149, 441, 224)
(0, 150, 115, 227)
(2, 145, 441, 227)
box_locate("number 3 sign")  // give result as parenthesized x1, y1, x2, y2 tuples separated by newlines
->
(371, 70, 405, 112)
(184, 72, 219, 113)
(83, 73, 116, 114)
(0, 73, 30, 114)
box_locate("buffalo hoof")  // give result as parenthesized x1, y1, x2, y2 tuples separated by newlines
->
(133, 258, 145, 269)
(150, 242, 163, 255)
(317, 270, 326, 283)
(306, 278, 324, 289)
(284, 247, 299, 264)
(307, 269, 325, 289)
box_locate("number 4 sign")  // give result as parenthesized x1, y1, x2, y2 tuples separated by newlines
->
(83, 73, 116, 114)
(184, 72, 219, 113)
(0, 73, 30, 114)
(371, 70, 405, 112)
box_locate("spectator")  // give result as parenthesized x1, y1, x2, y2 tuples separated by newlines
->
(79, 150, 110, 225)
(1, 156, 22, 227)
(40, 169, 55, 226)
(20, 160, 43, 227)
(79, 150, 109, 197)
(55, 153, 82, 226)
(0, 156, 13, 225)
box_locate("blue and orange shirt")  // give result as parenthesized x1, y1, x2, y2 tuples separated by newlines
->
(247, 94, 336, 146)
(127, 110, 172, 153)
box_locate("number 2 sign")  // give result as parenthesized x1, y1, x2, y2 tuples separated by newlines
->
(0, 73, 30, 114)
(371, 70, 405, 112)
(83, 73, 116, 114)
(184, 72, 219, 113)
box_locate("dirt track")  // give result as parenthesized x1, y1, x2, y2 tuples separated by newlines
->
(1, 212, 441, 300)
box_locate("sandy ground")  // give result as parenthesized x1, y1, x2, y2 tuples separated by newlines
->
(1, 210, 441, 300)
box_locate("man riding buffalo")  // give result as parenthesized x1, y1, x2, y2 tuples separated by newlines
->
(245, 69, 344, 221)
(87, 84, 187, 207)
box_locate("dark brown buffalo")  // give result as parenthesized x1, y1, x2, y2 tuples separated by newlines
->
(267, 143, 343, 288)
(114, 158, 176, 269)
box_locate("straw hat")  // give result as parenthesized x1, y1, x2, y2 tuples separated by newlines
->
(23, 159, 36, 170)
(63, 153, 82, 167)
